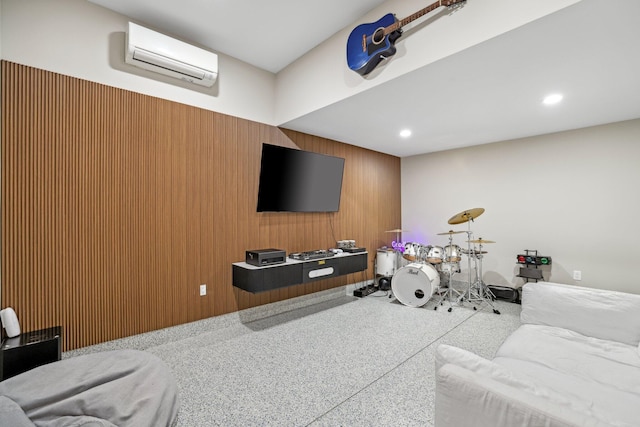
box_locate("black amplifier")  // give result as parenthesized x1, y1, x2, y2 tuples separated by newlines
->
(246, 248, 286, 266)
(343, 247, 366, 253)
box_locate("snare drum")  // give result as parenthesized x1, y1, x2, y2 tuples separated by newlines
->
(444, 245, 462, 262)
(376, 248, 396, 277)
(426, 246, 444, 264)
(440, 261, 461, 275)
(391, 263, 441, 307)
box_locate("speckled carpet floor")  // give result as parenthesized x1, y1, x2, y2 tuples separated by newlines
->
(65, 285, 522, 426)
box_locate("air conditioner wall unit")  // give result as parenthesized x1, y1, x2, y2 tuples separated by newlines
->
(125, 22, 218, 87)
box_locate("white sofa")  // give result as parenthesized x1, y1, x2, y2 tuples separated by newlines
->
(435, 281, 640, 427)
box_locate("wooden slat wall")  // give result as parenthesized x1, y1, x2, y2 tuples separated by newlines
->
(1, 61, 401, 351)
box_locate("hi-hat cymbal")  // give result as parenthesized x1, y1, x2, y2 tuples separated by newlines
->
(468, 238, 495, 244)
(437, 230, 465, 235)
(385, 229, 409, 233)
(448, 208, 485, 225)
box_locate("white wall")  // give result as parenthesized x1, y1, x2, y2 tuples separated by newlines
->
(1, 0, 582, 130)
(0, 0, 276, 125)
(275, 0, 581, 125)
(0, 1, 2, 59)
(0, 1, 2, 309)
(401, 119, 640, 294)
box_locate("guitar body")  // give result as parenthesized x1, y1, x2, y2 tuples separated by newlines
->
(346, 0, 466, 76)
(346, 13, 403, 76)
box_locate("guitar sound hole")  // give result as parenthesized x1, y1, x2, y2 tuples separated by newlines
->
(371, 28, 385, 45)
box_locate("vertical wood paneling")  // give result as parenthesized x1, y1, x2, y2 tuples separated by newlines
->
(1, 61, 400, 351)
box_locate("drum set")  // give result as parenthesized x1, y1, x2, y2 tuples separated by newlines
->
(375, 208, 500, 314)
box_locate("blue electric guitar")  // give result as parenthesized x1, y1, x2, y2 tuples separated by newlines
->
(347, 0, 466, 76)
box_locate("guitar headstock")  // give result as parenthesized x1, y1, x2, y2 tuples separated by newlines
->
(442, 0, 467, 10)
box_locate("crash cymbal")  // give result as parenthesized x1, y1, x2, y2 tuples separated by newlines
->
(385, 229, 409, 233)
(467, 238, 495, 244)
(448, 208, 485, 225)
(437, 230, 465, 235)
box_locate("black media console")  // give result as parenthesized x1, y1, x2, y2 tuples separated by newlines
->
(232, 251, 368, 293)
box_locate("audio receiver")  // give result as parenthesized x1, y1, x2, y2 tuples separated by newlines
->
(245, 249, 286, 266)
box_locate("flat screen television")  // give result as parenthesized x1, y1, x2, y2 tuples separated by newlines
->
(256, 143, 345, 212)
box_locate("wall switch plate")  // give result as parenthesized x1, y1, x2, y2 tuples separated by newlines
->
(573, 270, 582, 281)
(200, 284, 207, 296)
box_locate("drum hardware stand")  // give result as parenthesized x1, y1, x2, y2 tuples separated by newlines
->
(433, 272, 462, 312)
(454, 222, 476, 307)
(433, 230, 462, 312)
(383, 229, 409, 301)
(465, 240, 500, 315)
(446, 208, 500, 315)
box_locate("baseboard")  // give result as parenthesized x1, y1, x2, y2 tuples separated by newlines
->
(63, 284, 357, 358)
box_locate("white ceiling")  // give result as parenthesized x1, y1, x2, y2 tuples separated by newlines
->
(90, 0, 640, 157)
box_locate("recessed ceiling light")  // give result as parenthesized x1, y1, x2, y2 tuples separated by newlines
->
(399, 129, 412, 138)
(543, 93, 563, 105)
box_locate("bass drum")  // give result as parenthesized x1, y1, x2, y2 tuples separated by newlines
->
(391, 263, 441, 308)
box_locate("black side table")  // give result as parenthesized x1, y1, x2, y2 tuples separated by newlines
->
(1, 326, 62, 381)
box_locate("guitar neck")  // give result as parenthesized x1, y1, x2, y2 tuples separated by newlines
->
(386, 0, 447, 34)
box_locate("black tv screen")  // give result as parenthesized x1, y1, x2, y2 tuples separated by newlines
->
(257, 143, 345, 212)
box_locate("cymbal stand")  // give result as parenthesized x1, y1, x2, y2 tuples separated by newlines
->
(456, 219, 475, 305)
(466, 242, 500, 315)
(433, 233, 462, 312)
(433, 272, 462, 312)
(389, 229, 403, 299)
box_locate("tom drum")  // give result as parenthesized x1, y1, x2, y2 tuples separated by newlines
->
(402, 242, 422, 262)
(426, 246, 444, 264)
(391, 263, 441, 308)
(444, 245, 462, 262)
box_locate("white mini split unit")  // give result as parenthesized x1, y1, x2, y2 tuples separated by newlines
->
(125, 22, 218, 87)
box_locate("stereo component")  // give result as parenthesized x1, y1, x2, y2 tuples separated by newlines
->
(245, 249, 286, 266)
(343, 247, 366, 253)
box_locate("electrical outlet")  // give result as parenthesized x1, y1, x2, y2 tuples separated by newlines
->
(573, 270, 582, 281)
(200, 284, 207, 296)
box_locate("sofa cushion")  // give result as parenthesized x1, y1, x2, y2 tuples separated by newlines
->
(436, 345, 600, 416)
(521, 281, 640, 346)
(0, 395, 35, 427)
(436, 344, 567, 396)
(0, 349, 179, 427)
(436, 364, 608, 427)
(495, 324, 640, 427)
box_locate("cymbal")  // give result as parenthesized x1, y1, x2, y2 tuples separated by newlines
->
(468, 238, 495, 244)
(448, 208, 485, 225)
(385, 229, 408, 233)
(437, 230, 465, 235)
